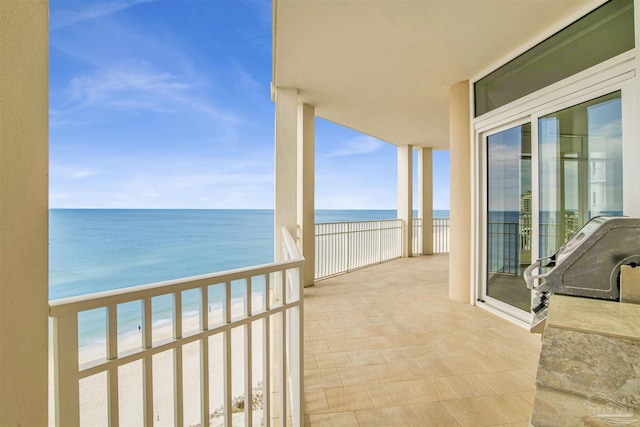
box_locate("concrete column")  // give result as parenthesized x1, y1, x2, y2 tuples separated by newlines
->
(418, 148, 433, 255)
(449, 81, 472, 303)
(274, 88, 298, 261)
(297, 103, 315, 287)
(0, 1, 49, 425)
(397, 145, 413, 257)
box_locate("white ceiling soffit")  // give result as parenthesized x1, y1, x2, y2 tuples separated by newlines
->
(273, 0, 593, 149)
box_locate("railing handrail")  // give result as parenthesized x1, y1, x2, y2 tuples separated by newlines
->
(49, 258, 303, 317)
(315, 218, 402, 227)
(282, 226, 304, 261)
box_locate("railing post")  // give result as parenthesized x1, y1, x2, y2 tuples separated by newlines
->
(290, 266, 305, 427)
(107, 305, 120, 427)
(378, 221, 382, 263)
(346, 222, 351, 272)
(53, 313, 80, 427)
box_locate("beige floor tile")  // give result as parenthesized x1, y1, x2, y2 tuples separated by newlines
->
(518, 390, 535, 404)
(480, 392, 533, 424)
(380, 347, 415, 363)
(308, 411, 358, 427)
(384, 334, 421, 348)
(374, 361, 421, 382)
(403, 378, 458, 403)
(473, 353, 521, 372)
(324, 385, 375, 412)
(441, 397, 507, 427)
(365, 381, 415, 408)
(338, 365, 380, 387)
(346, 349, 387, 366)
(305, 353, 318, 370)
(354, 406, 410, 426)
(305, 388, 330, 414)
(475, 371, 532, 394)
(307, 328, 341, 341)
(439, 355, 487, 376)
(400, 402, 462, 427)
(507, 368, 538, 386)
(314, 352, 352, 369)
(441, 374, 495, 399)
(408, 343, 446, 360)
(335, 326, 368, 339)
(412, 359, 455, 378)
(411, 332, 445, 346)
(327, 336, 388, 353)
(305, 368, 343, 390)
(305, 340, 330, 354)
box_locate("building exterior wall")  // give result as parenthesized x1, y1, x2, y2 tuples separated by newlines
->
(0, 1, 49, 425)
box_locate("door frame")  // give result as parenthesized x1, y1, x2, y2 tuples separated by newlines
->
(471, 51, 638, 325)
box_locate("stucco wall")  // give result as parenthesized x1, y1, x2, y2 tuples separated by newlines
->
(0, 1, 49, 425)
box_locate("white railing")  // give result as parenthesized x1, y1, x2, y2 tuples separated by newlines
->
(412, 218, 423, 255)
(315, 219, 403, 280)
(50, 228, 304, 427)
(433, 218, 450, 254)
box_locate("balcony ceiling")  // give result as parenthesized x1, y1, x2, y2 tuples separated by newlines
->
(272, 0, 591, 149)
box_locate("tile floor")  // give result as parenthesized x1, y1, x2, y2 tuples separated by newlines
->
(302, 255, 542, 427)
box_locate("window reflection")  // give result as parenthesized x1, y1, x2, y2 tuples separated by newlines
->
(538, 91, 622, 257)
(486, 123, 532, 311)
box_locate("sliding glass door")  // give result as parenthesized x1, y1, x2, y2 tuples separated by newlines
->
(483, 91, 623, 315)
(486, 123, 532, 312)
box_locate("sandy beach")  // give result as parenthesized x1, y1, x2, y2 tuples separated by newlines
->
(49, 299, 269, 427)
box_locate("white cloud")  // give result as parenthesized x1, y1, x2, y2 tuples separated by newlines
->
(58, 61, 239, 123)
(51, 165, 100, 180)
(51, 0, 155, 30)
(326, 135, 385, 157)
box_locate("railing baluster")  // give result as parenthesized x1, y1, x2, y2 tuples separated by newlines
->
(142, 297, 154, 427)
(201, 338, 210, 427)
(224, 281, 232, 427)
(173, 291, 184, 427)
(107, 305, 119, 427)
(200, 286, 209, 427)
(53, 313, 80, 427)
(245, 278, 253, 427)
(290, 266, 304, 427)
(263, 316, 271, 426)
(279, 308, 286, 427)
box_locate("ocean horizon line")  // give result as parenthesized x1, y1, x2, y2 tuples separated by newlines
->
(49, 207, 451, 211)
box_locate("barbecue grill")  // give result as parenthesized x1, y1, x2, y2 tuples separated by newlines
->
(524, 216, 640, 333)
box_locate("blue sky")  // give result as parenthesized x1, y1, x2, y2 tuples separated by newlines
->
(49, 0, 450, 210)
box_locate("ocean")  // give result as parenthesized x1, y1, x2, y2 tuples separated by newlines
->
(49, 209, 449, 346)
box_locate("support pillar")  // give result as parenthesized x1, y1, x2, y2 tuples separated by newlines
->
(418, 148, 433, 255)
(274, 88, 298, 261)
(0, 1, 49, 425)
(297, 103, 315, 287)
(449, 81, 472, 303)
(397, 145, 413, 257)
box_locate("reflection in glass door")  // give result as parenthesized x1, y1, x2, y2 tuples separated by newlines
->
(538, 92, 622, 257)
(486, 123, 532, 311)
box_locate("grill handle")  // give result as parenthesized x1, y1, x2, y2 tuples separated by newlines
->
(524, 258, 552, 290)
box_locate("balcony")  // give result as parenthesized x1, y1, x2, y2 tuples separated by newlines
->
(48, 219, 541, 426)
(304, 255, 541, 426)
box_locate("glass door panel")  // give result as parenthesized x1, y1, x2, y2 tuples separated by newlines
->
(486, 123, 532, 311)
(538, 91, 622, 257)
